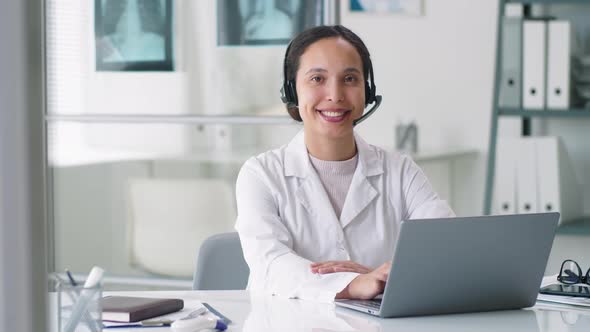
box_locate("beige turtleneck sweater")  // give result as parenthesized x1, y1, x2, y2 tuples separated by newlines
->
(308, 153, 358, 219)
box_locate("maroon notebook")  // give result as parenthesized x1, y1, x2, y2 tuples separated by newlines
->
(101, 296, 184, 322)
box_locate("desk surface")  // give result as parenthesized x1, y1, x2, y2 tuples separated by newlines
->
(50, 290, 590, 331)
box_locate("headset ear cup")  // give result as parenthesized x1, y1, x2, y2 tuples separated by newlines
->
(280, 86, 288, 104)
(364, 81, 373, 105)
(287, 80, 298, 107)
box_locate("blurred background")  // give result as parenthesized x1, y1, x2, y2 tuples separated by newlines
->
(12, 0, 590, 292)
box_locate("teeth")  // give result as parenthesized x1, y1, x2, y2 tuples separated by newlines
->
(321, 111, 345, 117)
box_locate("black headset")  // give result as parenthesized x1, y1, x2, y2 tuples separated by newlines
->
(280, 39, 383, 126)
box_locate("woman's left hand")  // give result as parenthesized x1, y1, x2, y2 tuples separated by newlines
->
(310, 260, 371, 274)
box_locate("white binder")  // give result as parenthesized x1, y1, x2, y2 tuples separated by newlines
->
(546, 21, 571, 109)
(522, 20, 547, 109)
(535, 137, 581, 224)
(504, 3, 523, 17)
(493, 138, 519, 214)
(516, 138, 538, 213)
(499, 18, 523, 108)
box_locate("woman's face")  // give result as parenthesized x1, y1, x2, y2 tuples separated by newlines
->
(295, 37, 365, 140)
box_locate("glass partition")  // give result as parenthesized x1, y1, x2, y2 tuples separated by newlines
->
(48, 122, 300, 288)
(45, 0, 331, 289)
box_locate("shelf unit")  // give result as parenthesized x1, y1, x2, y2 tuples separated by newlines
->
(483, 0, 590, 220)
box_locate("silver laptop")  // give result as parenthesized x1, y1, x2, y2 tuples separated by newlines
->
(335, 213, 559, 318)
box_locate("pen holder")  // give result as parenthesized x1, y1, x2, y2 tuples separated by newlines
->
(57, 282, 103, 332)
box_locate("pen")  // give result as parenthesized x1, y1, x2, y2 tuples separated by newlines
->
(104, 323, 169, 329)
(181, 307, 208, 319)
(65, 268, 78, 286)
(140, 307, 207, 326)
(202, 302, 232, 325)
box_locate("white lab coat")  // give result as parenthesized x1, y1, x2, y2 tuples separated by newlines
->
(235, 131, 455, 302)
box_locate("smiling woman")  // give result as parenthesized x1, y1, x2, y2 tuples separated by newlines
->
(294, 37, 366, 160)
(234, 25, 455, 302)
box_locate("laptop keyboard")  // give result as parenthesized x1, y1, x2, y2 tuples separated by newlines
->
(342, 298, 382, 310)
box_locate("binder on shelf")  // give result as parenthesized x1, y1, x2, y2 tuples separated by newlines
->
(493, 138, 519, 214)
(535, 137, 581, 224)
(516, 138, 538, 214)
(573, 54, 590, 77)
(546, 21, 572, 109)
(499, 18, 523, 108)
(522, 20, 547, 109)
(504, 3, 523, 18)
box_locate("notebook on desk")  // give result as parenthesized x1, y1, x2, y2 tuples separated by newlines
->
(101, 296, 184, 322)
(335, 213, 560, 318)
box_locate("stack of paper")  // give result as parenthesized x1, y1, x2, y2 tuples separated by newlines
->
(536, 274, 590, 310)
(537, 293, 590, 308)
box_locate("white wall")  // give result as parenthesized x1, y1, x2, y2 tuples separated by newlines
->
(342, 0, 502, 215)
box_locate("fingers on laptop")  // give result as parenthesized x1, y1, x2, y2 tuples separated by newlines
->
(347, 274, 386, 300)
(370, 262, 391, 281)
(310, 261, 371, 274)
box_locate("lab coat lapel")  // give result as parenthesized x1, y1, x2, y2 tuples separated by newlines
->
(285, 131, 339, 223)
(295, 168, 339, 223)
(339, 133, 383, 228)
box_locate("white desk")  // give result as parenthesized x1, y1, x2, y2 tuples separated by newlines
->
(49, 290, 590, 331)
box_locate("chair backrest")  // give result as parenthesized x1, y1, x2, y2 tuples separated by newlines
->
(193, 232, 249, 290)
(127, 178, 236, 278)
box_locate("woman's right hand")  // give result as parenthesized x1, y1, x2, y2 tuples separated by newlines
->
(336, 262, 391, 300)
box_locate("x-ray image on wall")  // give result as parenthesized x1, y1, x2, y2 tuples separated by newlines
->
(217, 0, 325, 46)
(350, 0, 422, 15)
(95, 0, 173, 71)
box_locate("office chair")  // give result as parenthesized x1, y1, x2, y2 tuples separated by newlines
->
(193, 232, 250, 290)
(127, 178, 236, 278)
